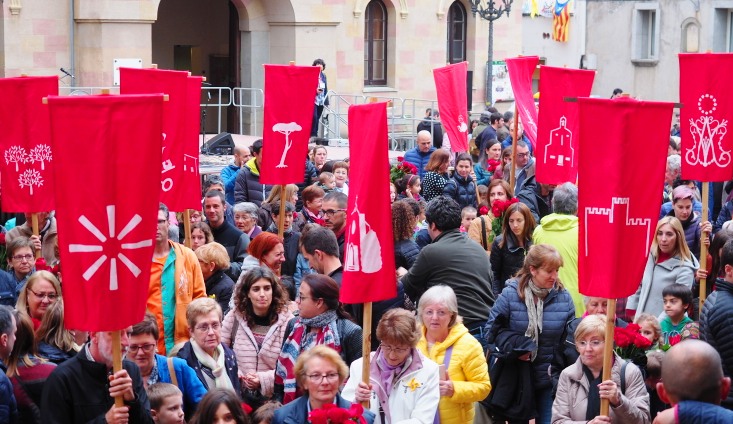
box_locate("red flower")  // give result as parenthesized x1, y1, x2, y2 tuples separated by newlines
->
(35, 257, 51, 272)
(625, 323, 641, 333)
(327, 407, 351, 423)
(0, 233, 5, 245)
(309, 409, 329, 424)
(614, 327, 632, 348)
(487, 159, 501, 173)
(240, 402, 253, 414)
(634, 333, 653, 349)
(397, 156, 404, 162)
(668, 334, 682, 347)
(479, 205, 489, 216)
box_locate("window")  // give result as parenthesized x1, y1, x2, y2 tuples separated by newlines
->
(712, 5, 733, 52)
(364, 0, 387, 86)
(631, 3, 660, 65)
(447, 2, 467, 64)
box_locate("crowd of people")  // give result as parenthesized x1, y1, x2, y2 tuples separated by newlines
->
(0, 107, 732, 424)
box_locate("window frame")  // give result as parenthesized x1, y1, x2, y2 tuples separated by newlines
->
(364, 0, 388, 86)
(447, 1, 468, 64)
(631, 2, 660, 66)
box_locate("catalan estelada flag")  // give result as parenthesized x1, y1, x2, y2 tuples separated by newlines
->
(552, 0, 570, 42)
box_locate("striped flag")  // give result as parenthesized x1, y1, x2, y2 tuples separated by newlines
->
(552, 0, 570, 42)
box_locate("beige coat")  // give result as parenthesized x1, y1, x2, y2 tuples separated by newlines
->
(552, 354, 651, 424)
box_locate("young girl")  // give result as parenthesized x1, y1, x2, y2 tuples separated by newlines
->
(189, 388, 250, 424)
(442, 153, 477, 209)
(332, 161, 349, 194)
(636, 313, 662, 349)
(397, 174, 422, 201)
(389, 182, 397, 204)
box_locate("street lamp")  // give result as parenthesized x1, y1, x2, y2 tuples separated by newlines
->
(470, 0, 514, 107)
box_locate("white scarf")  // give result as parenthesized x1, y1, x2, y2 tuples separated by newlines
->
(191, 339, 234, 391)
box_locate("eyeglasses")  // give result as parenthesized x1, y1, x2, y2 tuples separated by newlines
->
(28, 288, 58, 301)
(423, 309, 450, 318)
(12, 254, 34, 262)
(128, 343, 156, 354)
(305, 373, 340, 383)
(194, 322, 221, 333)
(380, 344, 410, 355)
(516, 153, 530, 158)
(297, 294, 318, 302)
(576, 340, 604, 349)
(323, 209, 346, 217)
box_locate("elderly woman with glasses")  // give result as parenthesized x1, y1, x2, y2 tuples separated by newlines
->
(342, 309, 440, 424)
(552, 314, 650, 424)
(177, 297, 241, 397)
(416, 285, 491, 424)
(3, 237, 37, 300)
(16, 270, 61, 329)
(273, 345, 375, 424)
(127, 312, 206, 419)
(233, 202, 262, 239)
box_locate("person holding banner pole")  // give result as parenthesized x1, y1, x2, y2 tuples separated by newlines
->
(6, 212, 57, 264)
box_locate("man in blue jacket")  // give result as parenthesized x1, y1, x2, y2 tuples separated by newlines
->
(221, 145, 251, 205)
(654, 340, 733, 423)
(403, 131, 435, 179)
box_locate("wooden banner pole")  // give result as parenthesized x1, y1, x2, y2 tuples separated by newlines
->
(360, 302, 373, 408)
(509, 103, 519, 193)
(700, 182, 710, 310)
(600, 298, 617, 417)
(31, 213, 40, 259)
(277, 185, 287, 240)
(112, 330, 124, 407)
(183, 210, 192, 249)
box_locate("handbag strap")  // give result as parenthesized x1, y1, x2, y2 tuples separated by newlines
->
(480, 216, 488, 250)
(433, 346, 455, 424)
(168, 357, 179, 388)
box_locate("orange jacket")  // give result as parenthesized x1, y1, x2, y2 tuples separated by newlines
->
(147, 240, 206, 354)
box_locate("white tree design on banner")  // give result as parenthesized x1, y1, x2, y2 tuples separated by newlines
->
(272, 122, 302, 168)
(18, 169, 43, 195)
(28, 144, 53, 170)
(4, 146, 28, 172)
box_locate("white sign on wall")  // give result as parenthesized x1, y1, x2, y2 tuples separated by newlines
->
(113, 58, 143, 86)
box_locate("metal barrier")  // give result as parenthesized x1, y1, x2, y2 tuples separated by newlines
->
(232, 87, 264, 136)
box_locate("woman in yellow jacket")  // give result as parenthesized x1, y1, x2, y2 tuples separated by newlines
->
(416, 285, 491, 424)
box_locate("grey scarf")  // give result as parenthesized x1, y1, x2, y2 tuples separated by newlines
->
(523, 279, 551, 361)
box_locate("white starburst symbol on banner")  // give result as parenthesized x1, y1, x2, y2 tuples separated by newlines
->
(68, 205, 153, 291)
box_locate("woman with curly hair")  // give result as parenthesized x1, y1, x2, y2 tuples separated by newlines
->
(392, 201, 420, 270)
(220, 267, 294, 408)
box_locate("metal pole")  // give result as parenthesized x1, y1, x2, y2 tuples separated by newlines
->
(487, 19, 494, 106)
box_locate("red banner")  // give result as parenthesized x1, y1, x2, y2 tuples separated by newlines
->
(536, 66, 595, 184)
(261, 65, 320, 185)
(48, 94, 164, 331)
(340, 102, 397, 304)
(184, 76, 203, 200)
(0, 76, 58, 212)
(679, 53, 733, 182)
(505, 56, 539, 149)
(578, 97, 673, 299)
(120, 68, 201, 210)
(434, 62, 469, 152)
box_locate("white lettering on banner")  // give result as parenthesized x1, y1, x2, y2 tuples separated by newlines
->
(161, 145, 176, 192)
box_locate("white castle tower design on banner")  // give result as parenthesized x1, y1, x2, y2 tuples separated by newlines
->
(344, 199, 382, 273)
(584, 197, 651, 256)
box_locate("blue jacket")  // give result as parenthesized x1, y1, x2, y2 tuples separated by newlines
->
(0, 361, 17, 424)
(485, 279, 575, 390)
(700, 279, 733, 409)
(404, 147, 436, 179)
(0, 270, 17, 307)
(443, 174, 477, 210)
(676, 400, 733, 422)
(394, 239, 420, 270)
(272, 394, 375, 424)
(714, 199, 733, 234)
(221, 162, 240, 205)
(153, 354, 206, 418)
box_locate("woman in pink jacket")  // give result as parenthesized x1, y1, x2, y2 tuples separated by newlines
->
(221, 266, 294, 408)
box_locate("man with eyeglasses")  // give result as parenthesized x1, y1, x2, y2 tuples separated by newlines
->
(127, 312, 205, 420)
(41, 327, 153, 423)
(149, 203, 207, 355)
(321, 192, 348, 263)
(6, 211, 58, 264)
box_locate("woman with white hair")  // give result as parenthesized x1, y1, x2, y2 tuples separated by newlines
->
(416, 285, 491, 424)
(233, 202, 262, 239)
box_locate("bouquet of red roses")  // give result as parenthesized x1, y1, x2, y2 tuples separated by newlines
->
(308, 403, 367, 424)
(489, 198, 519, 243)
(390, 156, 418, 184)
(614, 323, 652, 368)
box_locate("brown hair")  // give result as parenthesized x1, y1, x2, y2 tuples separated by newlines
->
(35, 298, 76, 353)
(376, 308, 420, 347)
(7, 311, 46, 377)
(488, 179, 513, 204)
(131, 311, 160, 340)
(191, 221, 214, 244)
(302, 184, 326, 205)
(515, 244, 564, 301)
(195, 242, 231, 270)
(392, 201, 416, 241)
(425, 149, 451, 173)
(233, 267, 288, 326)
(301, 274, 353, 321)
(499, 202, 536, 249)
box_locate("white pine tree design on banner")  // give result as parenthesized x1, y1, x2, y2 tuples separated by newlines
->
(272, 122, 302, 168)
(18, 169, 43, 195)
(4, 146, 28, 172)
(28, 144, 53, 170)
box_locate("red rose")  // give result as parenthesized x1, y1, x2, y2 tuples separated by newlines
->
(397, 156, 405, 162)
(240, 402, 253, 414)
(668, 334, 682, 347)
(614, 327, 632, 348)
(634, 333, 653, 349)
(327, 407, 351, 423)
(309, 409, 328, 424)
(479, 205, 489, 216)
(626, 323, 641, 333)
(35, 257, 51, 272)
